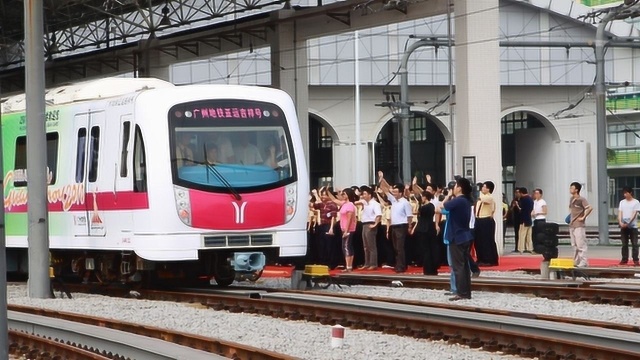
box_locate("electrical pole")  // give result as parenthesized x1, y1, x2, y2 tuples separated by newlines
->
(594, 11, 615, 245)
(0, 81, 7, 360)
(593, 0, 639, 245)
(398, 39, 432, 184)
(25, 0, 51, 298)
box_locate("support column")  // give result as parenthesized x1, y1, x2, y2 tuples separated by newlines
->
(270, 19, 310, 169)
(136, 37, 172, 81)
(454, 0, 504, 252)
(25, 0, 51, 299)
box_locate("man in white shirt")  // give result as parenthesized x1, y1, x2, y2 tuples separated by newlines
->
(378, 171, 413, 273)
(532, 188, 548, 252)
(234, 133, 263, 165)
(618, 186, 640, 266)
(359, 186, 382, 270)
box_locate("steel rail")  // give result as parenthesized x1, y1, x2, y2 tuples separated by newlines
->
(8, 330, 112, 360)
(331, 274, 640, 306)
(9, 304, 300, 360)
(294, 289, 640, 334)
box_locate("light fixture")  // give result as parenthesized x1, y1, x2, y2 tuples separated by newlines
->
(49, 33, 59, 53)
(159, 5, 171, 26)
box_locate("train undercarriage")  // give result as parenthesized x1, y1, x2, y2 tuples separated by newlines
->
(10, 248, 278, 287)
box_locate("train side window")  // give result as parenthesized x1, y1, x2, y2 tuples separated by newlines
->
(46, 132, 59, 185)
(88, 126, 100, 182)
(120, 121, 131, 177)
(13, 133, 59, 187)
(13, 137, 27, 187)
(75, 128, 87, 183)
(133, 125, 147, 192)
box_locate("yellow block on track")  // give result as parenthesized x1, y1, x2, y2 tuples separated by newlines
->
(304, 264, 330, 276)
(549, 258, 575, 269)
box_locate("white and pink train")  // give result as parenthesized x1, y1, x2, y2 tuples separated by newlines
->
(1, 77, 309, 286)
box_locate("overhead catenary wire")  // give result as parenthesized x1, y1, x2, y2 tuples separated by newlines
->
(174, 2, 640, 117)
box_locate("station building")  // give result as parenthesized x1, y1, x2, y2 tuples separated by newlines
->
(168, 0, 640, 226)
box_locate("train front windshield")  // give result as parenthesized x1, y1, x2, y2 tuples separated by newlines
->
(169, 99, 296, 191)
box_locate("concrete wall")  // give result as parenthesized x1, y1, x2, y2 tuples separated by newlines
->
(309, 84, 600, 226)
(514, 133, 597, 226)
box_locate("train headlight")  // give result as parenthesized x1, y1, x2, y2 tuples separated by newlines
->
(174, 186, 192, 226)
(285, 183, 296, 222)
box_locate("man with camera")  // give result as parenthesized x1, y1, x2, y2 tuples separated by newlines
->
(441, 177, 474, 300)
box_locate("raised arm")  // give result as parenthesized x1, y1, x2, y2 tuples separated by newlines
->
(326, 187, 346, 206)
(412, 176, 424, 197)
(377, 171, 391, 194)
(311, 188, 323, 205)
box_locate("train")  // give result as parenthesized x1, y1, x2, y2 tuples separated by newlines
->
(1, 77, 309, 286)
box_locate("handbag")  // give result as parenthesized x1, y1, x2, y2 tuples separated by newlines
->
(565, 214, 571, 224)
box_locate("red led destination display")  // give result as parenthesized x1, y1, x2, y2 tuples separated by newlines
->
(175, 106, 280, 120)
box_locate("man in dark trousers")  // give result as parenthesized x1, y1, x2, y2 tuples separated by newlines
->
(442, 178, 474, 300)
(518, 187, 534, 253)
(378, 171, 413, 273)
(510, 188, 522, 253)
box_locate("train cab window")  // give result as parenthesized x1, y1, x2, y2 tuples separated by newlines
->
(133, 125, 147, 192)
(168, 99, 297, 191)
(75, 128, 87, 183)
(120, 121, 131, 177)
(13, 133, 59, 187)
(88, 126, 100, 182)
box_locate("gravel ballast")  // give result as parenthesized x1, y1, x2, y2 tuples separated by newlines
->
(8, 273, 640, 359)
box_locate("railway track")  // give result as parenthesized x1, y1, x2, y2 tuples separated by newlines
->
(9, 303, 299, 360)
(53, 283, 640, 359)
(331, 273, 640, 306)
(8, 330, 113, 360)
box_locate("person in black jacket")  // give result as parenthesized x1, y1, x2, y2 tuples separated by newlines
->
(510, 189, 522, 253)
(517, 187, 535, 253)
(410, 191, 439, 275)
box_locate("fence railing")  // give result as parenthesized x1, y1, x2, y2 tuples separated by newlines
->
(608, 148, 640, 166)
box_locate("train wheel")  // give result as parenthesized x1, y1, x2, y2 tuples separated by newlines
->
(213, 265, 236, 287)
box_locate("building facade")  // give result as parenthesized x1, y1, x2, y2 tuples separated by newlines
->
(170, 0, 640, 226)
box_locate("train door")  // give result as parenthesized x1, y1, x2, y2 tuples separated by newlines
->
(72, 111, 107, 237)
(114, 115, 134, 232)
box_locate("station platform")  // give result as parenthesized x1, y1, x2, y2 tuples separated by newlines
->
(262, 245, 631, 278)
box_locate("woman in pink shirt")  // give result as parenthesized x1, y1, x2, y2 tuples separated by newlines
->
(329, 187, 358, 272)
(339, 188, 358, 272)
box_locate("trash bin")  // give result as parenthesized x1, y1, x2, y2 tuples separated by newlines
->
(538, 222, 559, 261)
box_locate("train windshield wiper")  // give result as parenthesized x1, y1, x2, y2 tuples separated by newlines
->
(206, 163, 241, 201)
(202, 144, 241, 201)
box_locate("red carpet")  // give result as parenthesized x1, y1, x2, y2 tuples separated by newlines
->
(262, 255, 623, 278)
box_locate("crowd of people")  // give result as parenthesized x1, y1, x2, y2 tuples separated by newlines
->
(307, 172, 502, 300)
(305, 171, 640, 299)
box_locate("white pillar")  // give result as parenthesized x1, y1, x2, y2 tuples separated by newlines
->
(454, 0, 504, 252)
(354, 31, 362, 186)
(270, 19, 310, 169)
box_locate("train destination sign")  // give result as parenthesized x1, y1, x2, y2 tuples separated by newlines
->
(176, 106, 280, 120)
